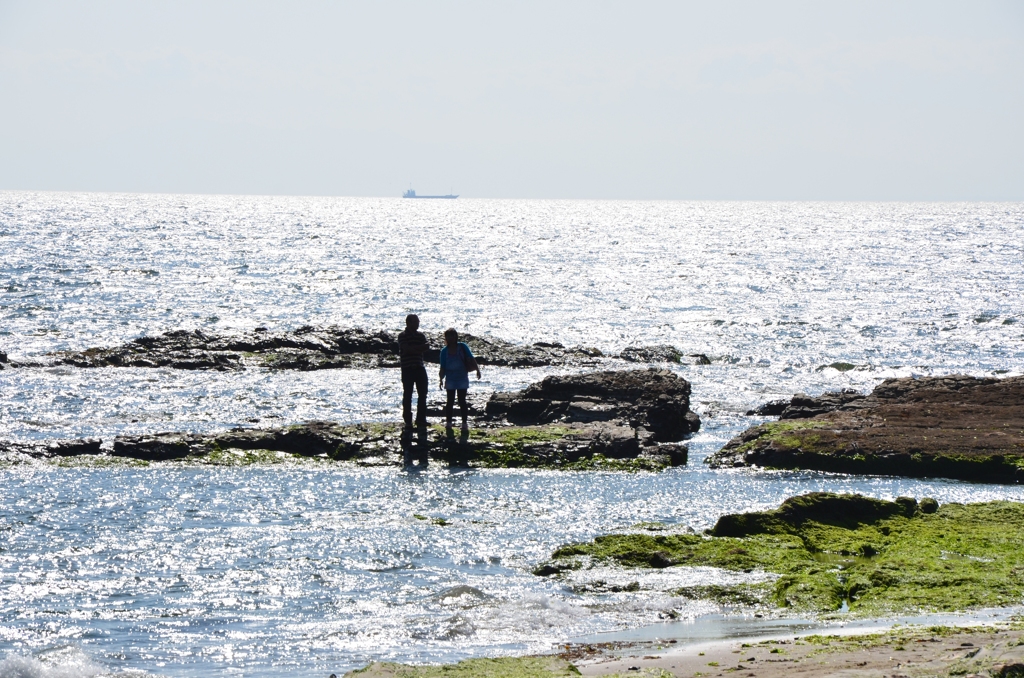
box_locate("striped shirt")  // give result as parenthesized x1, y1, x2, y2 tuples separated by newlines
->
(397, 330, 428, 369)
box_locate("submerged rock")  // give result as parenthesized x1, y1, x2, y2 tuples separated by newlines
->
(711, 375, 1024, 483)
(39, 326, 691, 371)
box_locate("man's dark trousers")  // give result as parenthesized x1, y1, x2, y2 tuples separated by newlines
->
(402, 364, 429, 427)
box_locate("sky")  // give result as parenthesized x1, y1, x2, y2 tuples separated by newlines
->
(1, 1, 1022, 200)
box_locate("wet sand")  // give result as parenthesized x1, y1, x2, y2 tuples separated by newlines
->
(572, 622, 1024, 677)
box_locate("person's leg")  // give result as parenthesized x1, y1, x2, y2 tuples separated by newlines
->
(445, 389, 455, 430)
(414, 366, 428, 427)
(457, 389, 468, 429)
(401, 367, 414, 428)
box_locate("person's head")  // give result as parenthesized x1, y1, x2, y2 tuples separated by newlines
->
(405, 314, 419, 331)
(444, 328, 458, 346)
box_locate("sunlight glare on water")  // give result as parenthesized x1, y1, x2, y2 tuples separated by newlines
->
(1, 193, 1023, 676)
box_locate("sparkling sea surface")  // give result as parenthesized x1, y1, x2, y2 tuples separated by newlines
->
(1, 193, 1023, 677)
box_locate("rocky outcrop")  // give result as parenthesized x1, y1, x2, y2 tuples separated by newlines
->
(485, 368, 701, 444)
(710, 375, 1024, 483)
(49, 327, 399, 370)
(2, 370, 696, 469)
(36, 326, 697, 371)
(0, 422, 685, 470)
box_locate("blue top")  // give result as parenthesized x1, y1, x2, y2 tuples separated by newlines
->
(439, 342, 475, 390)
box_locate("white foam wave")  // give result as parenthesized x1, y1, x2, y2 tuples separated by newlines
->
(0, 648, 110, 678)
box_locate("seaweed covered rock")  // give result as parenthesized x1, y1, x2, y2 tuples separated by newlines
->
(485, 368, 701, 443)
(710, 492, 925, 538)
(538, 493, 1024, 616)
(711, 375, 1024, 483)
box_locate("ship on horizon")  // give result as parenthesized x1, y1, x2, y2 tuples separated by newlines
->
(403, 189, 458, 199)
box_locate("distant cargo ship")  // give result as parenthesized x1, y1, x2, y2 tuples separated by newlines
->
(403, 189, 458, 199)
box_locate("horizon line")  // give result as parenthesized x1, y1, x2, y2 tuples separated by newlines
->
(1, 188, 1022, 204)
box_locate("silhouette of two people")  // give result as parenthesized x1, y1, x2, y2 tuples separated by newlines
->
(397, 316, 482, 465)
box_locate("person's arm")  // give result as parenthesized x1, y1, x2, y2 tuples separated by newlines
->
(463, 342, 482, 380)
(438, 347, 446, 387)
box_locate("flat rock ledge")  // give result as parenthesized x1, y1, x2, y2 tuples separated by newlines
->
(710, 375, 1024, 483)
(7, 326, 711, 371)
(2, 369, 698, 470)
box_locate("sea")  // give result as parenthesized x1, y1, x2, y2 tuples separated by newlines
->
(1, 193, 1023, 677)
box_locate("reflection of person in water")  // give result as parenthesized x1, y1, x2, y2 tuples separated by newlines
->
(438, 328, 481, 436)
(397, 314, 429, 430)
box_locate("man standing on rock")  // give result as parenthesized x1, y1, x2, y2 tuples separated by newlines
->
(397, 314, 430, 430)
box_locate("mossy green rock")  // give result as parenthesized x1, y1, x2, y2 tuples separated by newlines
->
(541, 492, 1024, 616)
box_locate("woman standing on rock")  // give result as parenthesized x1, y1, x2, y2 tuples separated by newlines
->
(438, 328, 481, 437)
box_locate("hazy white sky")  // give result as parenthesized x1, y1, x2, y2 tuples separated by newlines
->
(1, 1, 1022, 200)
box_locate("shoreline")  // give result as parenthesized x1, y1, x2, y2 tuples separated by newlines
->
(572, 615, 1024, 677)
(344, 613, 1024, 677)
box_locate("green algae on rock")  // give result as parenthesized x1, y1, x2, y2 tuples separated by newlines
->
(428, 423, 684, 471)
(536, 492, 1024, 616)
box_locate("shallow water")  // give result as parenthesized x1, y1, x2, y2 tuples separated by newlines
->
(1, 193, 1023, 676)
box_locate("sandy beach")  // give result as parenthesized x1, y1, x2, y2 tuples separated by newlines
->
(569, 622, 1024, 678)
(343, 620, 1024, 677)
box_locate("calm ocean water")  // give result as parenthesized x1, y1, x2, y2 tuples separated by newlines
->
(1, 193, 1023, 676)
